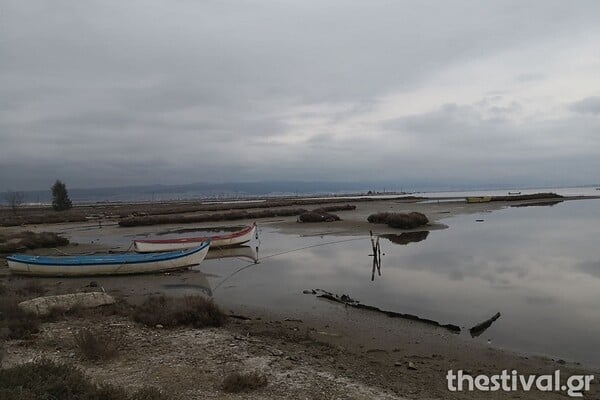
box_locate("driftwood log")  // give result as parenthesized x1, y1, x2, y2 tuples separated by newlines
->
(469, 312, 501, 337)
(311, 289, 461, 333)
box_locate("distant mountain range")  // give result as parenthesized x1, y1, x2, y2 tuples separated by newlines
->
(2, 180, 597, 205)
(2, 181, 401, 204)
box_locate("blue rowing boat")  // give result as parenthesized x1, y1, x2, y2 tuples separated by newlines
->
(6, 242, 210, 276)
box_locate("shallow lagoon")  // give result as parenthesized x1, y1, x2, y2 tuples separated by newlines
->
(60, 199, 600, 366)
(197, 199, 600, 366)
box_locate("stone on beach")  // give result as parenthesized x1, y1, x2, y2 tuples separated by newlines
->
(18, 292, 116, 316)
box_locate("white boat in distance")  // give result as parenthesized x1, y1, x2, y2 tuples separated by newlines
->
(134, 223, 256, 253)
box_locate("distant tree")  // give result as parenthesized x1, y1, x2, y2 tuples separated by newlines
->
(4, 191, 24, 214)
(51, 180, 73, 211)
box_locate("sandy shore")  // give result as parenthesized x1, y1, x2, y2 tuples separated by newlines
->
(1, 196, 599, 399)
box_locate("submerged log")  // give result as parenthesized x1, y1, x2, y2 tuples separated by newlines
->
(313, 289, 460, 333)
(469, 312, 501, 337)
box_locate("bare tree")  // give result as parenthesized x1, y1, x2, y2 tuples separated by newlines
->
(4, 191, 25, 214)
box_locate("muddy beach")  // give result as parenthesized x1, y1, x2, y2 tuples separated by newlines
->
(2, 195, 600, 399)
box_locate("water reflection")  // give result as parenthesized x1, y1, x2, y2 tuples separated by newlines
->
(205, 245, 258, 263)
(197, 199, 600, 366)
(369, 234, 382, 281)
(381, 231, 429, 245)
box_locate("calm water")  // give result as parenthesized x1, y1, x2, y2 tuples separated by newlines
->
(58, 198, 600, 365)
(195, 199, 600, 366)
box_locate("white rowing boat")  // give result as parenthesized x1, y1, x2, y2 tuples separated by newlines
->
(134, 223, 256, 253)
(6, 242, 210, 276)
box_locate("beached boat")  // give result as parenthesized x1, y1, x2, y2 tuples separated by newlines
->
(134, 223, 256, 253)
(466, 196, 492, 203)
(6, 242, 210, 276)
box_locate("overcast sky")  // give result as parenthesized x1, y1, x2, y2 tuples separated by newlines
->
(1, 0, 600, 191)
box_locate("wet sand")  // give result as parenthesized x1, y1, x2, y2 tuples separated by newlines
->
(2, 196, 599, 399)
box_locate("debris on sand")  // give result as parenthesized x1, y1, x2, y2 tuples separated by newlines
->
(310, 289, 461, 333)
(469, 312, 501, 337)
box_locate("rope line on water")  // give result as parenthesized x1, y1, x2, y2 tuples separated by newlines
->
(213, 235, 368, 291)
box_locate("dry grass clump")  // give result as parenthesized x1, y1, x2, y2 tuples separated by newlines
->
(367, 212, 429, 229)
(312, 204, 356, 213)
(0, 212, 87, 227)
(0, 294, 40, 340)
(297, 211, 340, 223)
(491, 192, 563, 202)
(74, 329, 119, 361)
(386, 212, 429, 229)
(132, 295, 227, 328)
(119, 208, 307, 227)
(221, 371, 268, 393)
(0, 359, 168, 400)
(367, 212, 391, 224)
(129, 387, 169, 400)
(0, 231, 69, 253)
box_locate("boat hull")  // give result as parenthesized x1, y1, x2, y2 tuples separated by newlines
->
(134, 223, 256, 253)
(6, 243, 210, 277)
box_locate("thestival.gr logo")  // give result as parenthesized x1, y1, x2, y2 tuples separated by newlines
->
(447, 370, 595, 398)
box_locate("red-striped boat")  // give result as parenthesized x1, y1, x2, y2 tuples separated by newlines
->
(134, 223, 256, 253)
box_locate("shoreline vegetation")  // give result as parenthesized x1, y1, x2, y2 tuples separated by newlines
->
(0, 192, 574, 228)
(1, 192, 600, 398)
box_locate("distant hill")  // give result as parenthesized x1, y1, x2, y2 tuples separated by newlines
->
(3, 180, 577, 205)
(1, 181, 406, 204)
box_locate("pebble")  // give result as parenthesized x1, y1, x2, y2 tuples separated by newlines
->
(155, 324, 164, 329)
(408, 362, 417, 370)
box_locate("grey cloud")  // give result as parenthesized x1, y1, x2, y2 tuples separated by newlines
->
(2, 1, 600, 190)
(515, 72, 545, 82)
(576, 260, 600, 279)
(569, 96, 600, 114)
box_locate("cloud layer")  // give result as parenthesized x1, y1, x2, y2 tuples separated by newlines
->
(1, 0, 600, 190)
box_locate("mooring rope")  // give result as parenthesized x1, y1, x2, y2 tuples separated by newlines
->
(212, 235, 368, 291)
